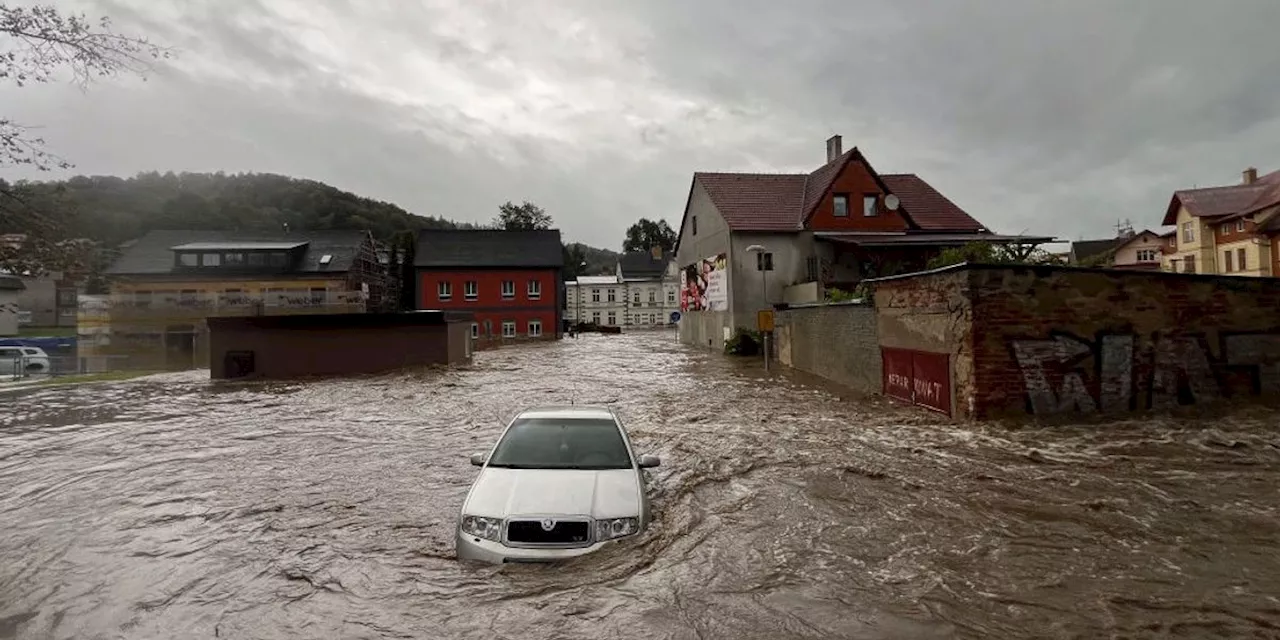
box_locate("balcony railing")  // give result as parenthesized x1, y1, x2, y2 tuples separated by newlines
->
(88, 291, 367, 319)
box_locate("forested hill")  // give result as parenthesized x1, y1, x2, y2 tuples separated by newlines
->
(7, 171, 486, 248)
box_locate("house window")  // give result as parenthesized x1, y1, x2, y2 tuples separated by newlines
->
(1224, 250, 1234, 272)
(1182, 222, 1195, 243)
(756, 252, 774, 271)
(528, 320, 542, 337)
(607, 312, 616, 325)
(648, 290, 656, 303)
(1136, 249, 1158, 262)
(1237, 220, 1247, 232)
(649, 314, 657, 324)
(833, 194, 849, 217)
(607, 289, 616, 302)
(57, 289, 77, 306)
(692, 216, 698, 235)
(527, 280, 541, 300)
(591, 289, 600, 302)
(591, 311, 601, 324)
(248, 253, 266, 266)
(502, 321, 516, 338)
(464, 281, 478, 300)
(471, 323, 479, 339)
(863, 195, 878, 217)
(1222, 223, 1231, 235)
(1238, 248, 1247, 271)
(501, 280, 515, 299)
(225, 253, 245, 266)
(201, 253, 221, 267)
(438, 281, 452, 300)
(806, 256, 819, 281)
(178, 253, 198, 267)
(633, 290, 640, 303)
(1184, 255, 1196, 273)
(667, 290, 675, 304)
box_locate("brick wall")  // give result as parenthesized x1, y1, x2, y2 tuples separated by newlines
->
(876, 264, 1280, 420)
(774, 302, 880, 394)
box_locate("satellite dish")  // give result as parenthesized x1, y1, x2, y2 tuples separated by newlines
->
(884, 194, 900, 211)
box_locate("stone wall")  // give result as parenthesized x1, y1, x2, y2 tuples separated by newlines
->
(873, 264, 1280, 420)
(774, 302, 880, 394)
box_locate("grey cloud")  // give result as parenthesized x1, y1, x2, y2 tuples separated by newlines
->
(4, 0, 1279, 248)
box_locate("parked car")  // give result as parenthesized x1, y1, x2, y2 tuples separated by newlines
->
(456, 405, 662, 564)
(0, 345, 51, 376)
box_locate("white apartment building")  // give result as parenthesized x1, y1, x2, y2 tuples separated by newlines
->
(566, 248, 679, 328)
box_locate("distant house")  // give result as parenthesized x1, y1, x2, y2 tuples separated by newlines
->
(673, 134, 1053, 349)
(1069, 229, 1165, 270)
(564, 247, 680, 329)
(413, 229, 564, 345)
(89, 229, 385, 370)
(1161, 166, 1280, 275)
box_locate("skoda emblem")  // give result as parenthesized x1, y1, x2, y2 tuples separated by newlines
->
(540, 519, 556, 531)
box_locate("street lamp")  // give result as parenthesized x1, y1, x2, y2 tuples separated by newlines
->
(575, 260, 587, 333)
(744, 244, 770, 371)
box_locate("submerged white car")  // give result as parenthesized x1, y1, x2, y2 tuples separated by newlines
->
(455, 405, 661, 564)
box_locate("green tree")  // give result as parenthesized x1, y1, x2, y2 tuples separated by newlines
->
(563, 243, 588, 279)
(926, 241, 1062, 270)
(1, 4, 172, 274)
(494, 200, 552, 230)
(622, 218, 676, 254)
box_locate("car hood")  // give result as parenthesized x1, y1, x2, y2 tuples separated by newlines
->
(463, 468, 641, 520)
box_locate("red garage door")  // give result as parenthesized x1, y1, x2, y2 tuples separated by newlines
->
(881, 348, 952, 416)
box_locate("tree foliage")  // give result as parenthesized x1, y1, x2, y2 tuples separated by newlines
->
(622, 218, 676, 254)
(1, 4, 173, 274)
(493, 200, 552, 231)
(926, 241, 1063, 270)
(0, 171, 481, 274)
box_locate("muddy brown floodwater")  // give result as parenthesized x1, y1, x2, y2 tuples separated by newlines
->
(2, 332, 1280, 639)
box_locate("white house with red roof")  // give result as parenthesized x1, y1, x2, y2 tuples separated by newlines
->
(672, 135, 1053, 348)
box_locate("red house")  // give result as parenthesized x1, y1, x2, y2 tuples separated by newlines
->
(414, 229, 564, 346)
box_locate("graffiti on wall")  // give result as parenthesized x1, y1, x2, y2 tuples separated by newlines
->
(680, 254, 728, 312)
(1011, 331, 1280, 415)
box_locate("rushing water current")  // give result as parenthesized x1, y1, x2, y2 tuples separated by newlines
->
(2, 331, 1279, 639)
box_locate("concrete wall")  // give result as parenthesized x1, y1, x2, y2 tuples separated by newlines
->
(209, 318, 471, 379)
(877, 264, 1280, 420)
(775, 302, 881, 394)
(675, 181, 734, 349)
(872, 268, 975, 417)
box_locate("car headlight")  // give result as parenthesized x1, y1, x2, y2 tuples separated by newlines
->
(594, 517, 639, 541)
(460, 515, 503, 541)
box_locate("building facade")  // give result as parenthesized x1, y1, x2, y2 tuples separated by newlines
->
(414, 229, 564, 346)
(83, 229, 386, 370)
(0, 275, 23, 336)
(1161, 167, 1280, 276)
(15, 272, 79, 330)
(1069, 229, 1165, 270)
(564, 249, 680, 328)
(673, 135, 1053, 349)
(566, 275, 626, 327)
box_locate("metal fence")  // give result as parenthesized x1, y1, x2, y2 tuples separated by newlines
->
(0, 354, 135, 381)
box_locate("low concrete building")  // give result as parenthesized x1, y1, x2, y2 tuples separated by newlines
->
(0, 275, 24, 336)
(207, 310, 473, 380)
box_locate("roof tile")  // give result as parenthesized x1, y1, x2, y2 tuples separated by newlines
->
(414, 229, 563, 269)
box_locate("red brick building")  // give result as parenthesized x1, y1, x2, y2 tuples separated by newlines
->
(413, 229, 564, 346)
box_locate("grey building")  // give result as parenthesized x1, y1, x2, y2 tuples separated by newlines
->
(0, 275, 24, 336)
(673, 134, 1053, 350)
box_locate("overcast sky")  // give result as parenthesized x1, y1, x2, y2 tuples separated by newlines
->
(4, 0, 1279, 250)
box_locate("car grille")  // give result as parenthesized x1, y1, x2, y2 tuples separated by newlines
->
(506, 519, 591, 545)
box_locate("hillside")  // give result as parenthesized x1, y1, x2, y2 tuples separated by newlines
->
(3, 171, 617, 275)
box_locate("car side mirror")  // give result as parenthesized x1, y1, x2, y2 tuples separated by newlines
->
(470, 452, 486, 466)
(638, 454, 661, 468)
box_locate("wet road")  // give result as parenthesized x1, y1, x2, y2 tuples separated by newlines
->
(2, 331, 1280, 639)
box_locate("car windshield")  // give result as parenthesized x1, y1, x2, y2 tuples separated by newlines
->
(487, 417, 633, 470)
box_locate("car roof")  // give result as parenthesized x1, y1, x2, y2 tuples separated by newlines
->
(515, 405, 617, 421)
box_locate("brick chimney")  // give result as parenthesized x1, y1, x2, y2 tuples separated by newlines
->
(826, 135, 843, 164)
(1244, 167, 1258, 184)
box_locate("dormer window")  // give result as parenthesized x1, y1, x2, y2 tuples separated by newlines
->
(863, 194, 878, 217)
(319, 254, 333, 265)
(178, 253, 197, 267)
(833, 194, 849, 217)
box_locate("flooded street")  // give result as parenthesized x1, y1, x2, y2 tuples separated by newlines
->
(2, 331, 1279, 639)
